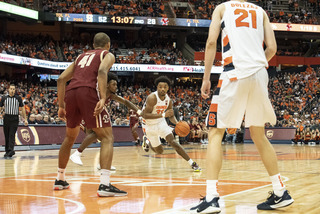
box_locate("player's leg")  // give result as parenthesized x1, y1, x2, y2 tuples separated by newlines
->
(141, 123, 153, 152)
(246, 69, 293, 210)
(131, 123, 140, 145)
(192, 73, 247, 213)
(54, 126, 80, 190)
(148, 136, 164, 154)
(54, 88, 81, 190)
(160, 120, 201, 171)
(250, 126, 293, 209)
(70, 129, 97, 165)
(93, 126, 127, 197)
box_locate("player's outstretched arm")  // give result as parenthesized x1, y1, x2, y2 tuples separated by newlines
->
(111, 94, 142, 115)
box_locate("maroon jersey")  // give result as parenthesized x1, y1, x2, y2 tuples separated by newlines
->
(129, 110, 139, 127)
(67, 49, 109, 91)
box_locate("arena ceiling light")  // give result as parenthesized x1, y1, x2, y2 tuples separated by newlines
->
(0, 2, 38, 20)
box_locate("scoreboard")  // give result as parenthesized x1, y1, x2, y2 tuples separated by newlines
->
(47, 13, 211, 27)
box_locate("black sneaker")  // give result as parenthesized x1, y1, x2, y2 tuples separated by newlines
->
(191, 162, 201, 172)
(97, 184, 127, 197)
(190, 196, 221, 213)
(257, 190, 294, 210)
(53, 179, 70, 190)
(7, 151, 15, 157)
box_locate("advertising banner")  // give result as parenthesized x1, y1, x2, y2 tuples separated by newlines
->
(244, 128, 296, 141)
(0, 53, 223, 73)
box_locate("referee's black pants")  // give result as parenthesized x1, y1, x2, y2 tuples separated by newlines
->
(3, 114, 19, 155)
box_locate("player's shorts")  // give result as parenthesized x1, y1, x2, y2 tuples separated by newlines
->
(65, 87, 111, 129)
(206, 67, 276, 129)
(142, 119, 173, 147)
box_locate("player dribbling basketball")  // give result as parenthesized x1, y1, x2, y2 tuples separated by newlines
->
(141, 76, 201, 172)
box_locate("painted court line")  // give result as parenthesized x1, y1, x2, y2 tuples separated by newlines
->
(0, 193, 85, 214)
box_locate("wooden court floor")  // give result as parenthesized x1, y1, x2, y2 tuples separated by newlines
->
(0, 143, 320, 214)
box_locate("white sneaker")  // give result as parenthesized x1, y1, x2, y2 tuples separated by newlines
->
(97, 164, 116, 171)
(70, 150, 83, 165)
(142, 135, 150, 152)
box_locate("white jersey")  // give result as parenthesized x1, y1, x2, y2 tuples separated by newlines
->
(143, 91, 170, 125)
(221, 1, 268, 79)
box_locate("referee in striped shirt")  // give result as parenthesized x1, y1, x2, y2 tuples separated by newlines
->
(0, 84, 28, 158)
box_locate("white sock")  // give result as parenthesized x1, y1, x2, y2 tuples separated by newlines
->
(75, 150, 82, 155)
(57, 168, 65, 181)
(100, 169, 111, 186)
(206, 180, 219, 202)
(270, 173, 285, 196)
(188, 159, 194, 165)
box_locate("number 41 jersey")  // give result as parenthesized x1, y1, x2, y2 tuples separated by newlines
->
(221, 1, 268, 80)
(66, 49, 109, 92)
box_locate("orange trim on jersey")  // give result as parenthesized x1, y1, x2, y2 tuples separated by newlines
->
(224, 56, 233, 66)
(230, 77, 238, 82)
(223, 36, 229, 47)
(209, 103, 218, 112)
(217, 79, 223, 88)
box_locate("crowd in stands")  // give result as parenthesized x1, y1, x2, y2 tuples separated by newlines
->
(61, 39, 191, 65)
(42, 0, 166, 17)
(269, 66, 320, 130)
(267, 8, 319, 24)
(0, 34, 59, 61)
(0, 33, 192, 65)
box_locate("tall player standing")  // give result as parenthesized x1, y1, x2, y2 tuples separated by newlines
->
(141, 76, 201, 172)
(191, 1, 294, 213)
(54, 32, 127, 197)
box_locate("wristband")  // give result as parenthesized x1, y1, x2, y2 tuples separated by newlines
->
(162, 113, 166, 118)
(137, 110, 142, 115)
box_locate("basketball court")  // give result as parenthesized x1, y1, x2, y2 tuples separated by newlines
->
(1, 143, 319, 213)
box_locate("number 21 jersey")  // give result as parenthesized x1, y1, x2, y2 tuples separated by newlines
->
(221, 1, 268, 80)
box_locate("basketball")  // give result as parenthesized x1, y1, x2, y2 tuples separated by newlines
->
(175, 121, 190, 137)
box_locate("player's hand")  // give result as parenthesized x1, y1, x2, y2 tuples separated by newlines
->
(58, 107, 67, 121)
(165, 109, 174, 117)
(24, 120, 28, 126)
(94, 99, 105, 116)
(201, 79, 211, 99)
